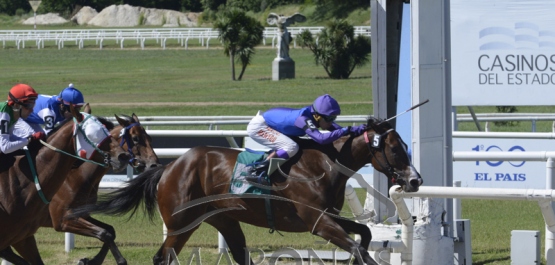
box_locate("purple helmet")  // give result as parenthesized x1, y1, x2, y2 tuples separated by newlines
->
(312, 94, 341, 116)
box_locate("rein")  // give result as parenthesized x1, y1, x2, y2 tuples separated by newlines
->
(38, 114, 110, 169)
(363, 129, 400, 183)
(119, 122, 141, 167)
(40, 140, 108, 167)
(23, 146, 49, 204)
(29, 114, 112, 205)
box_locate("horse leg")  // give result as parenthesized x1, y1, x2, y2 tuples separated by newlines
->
(86, 216, 127, 265)
(205, 215, 253, 265)
(10, 236, 43, 265)
(334, 217, 372, 250)
(308, 214, 378, 265)
(153, 230, 198, 265)
(52, 216, 125, 265)
(0, 247, 31, 265)
(333, 217, 373, 265)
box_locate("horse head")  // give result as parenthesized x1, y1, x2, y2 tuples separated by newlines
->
(114, 113, 161, 173)
(362, 117, 423, 192)
(68, 104, 130, 172)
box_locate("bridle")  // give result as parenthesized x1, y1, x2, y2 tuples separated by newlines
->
(73, 114, 112, 167)
(119, 122, 142, 168)
(363, 128, 404, 184)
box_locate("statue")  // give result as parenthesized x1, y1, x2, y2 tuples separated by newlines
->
(267, 13, 306, 60)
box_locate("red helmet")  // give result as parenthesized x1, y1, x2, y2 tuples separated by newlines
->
(8, 84, 38, 106)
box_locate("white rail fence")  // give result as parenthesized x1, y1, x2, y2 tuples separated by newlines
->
(456, 113, 555, 132)
(370, 151, 555, 265)
(99, 114, 555, 132)
(0, 26, 371, 50)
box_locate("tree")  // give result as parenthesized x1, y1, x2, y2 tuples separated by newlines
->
(213, 8, 264, 81)
(297, 19, 371, 79)
(0, 0, 30, 15)
(312, 0, 368, 20)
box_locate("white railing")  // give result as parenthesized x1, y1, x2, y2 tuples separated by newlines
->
(456, 113, 555, 132)
(382, 152, 555, 265)
(390, 184, 555, 265)
(0, 26, 371, 50)
(101, 114, 555, 132)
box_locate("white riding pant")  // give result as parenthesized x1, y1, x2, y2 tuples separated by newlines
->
(246, 113, 299, 158)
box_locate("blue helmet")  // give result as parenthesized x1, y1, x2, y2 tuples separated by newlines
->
(58, 83, 84, 107)
(312, 94, 341, 116)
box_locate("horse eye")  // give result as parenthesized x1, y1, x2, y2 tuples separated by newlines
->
(132, 136, 139, 143)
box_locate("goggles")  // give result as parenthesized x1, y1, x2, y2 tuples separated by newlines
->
(21, 102, 35, 110)
(320, 114, 337, 122)
(16, 99, 36, 110)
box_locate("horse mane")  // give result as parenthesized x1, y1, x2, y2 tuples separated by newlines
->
(366, 116, 392, 133)
(45, 115, 114, 141)
(291, 136, 341, 160)
(95, 116, 115, 131)
(46, 118, 72, 139)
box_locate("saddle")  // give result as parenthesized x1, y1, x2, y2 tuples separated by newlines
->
(229, 149, 269, 195)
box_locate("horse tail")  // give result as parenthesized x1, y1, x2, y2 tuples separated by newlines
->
(71, 165, 166, 222)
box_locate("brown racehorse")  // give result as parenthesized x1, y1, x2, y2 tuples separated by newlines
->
(11, 114, 161, 265)
(0, 104, 130, 264)
(75, 117, 422, 265)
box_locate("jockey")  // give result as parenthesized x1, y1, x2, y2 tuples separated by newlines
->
(245, 94, 367, 185)
(0, 84, 44, 155)
(24, 83, 85, 134)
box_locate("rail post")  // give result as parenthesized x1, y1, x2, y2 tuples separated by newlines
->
(546, 157, 555, 264)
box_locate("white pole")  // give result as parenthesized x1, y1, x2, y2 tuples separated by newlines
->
(345, 184, 366, 243)
(546, 158, 555, 265)
(34, 11, 36, 30)
(163, 223, 167, 241)
(453, 181, 462, 220)
(65, 232, 74, 252)
(218, 233, 228, 253)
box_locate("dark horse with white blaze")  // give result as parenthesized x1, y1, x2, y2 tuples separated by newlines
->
(0, 104, 131, 264)
(74, 116, 422, 265)
(11, 114, 161, 265)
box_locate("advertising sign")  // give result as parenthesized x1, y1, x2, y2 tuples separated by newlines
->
(453, 137, 555, 189)
(451, 0, 555, 106)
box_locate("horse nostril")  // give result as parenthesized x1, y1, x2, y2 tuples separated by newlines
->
(409, 178, 421, 187)
(118, 153, 130, 162)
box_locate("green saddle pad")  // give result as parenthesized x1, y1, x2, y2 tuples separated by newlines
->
(230, 149, 270, 195)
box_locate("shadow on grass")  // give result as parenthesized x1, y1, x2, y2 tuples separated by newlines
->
(314, 75, 371, 80)
(472, 256, 510, 265)
(472, 248, 512, 265)
(257, 75, 371, 81)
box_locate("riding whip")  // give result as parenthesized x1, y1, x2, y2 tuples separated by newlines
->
(384, 99, 429, 122)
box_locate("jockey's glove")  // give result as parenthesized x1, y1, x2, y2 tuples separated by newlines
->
(342, 126, 351, 136)
(350, 124, 367, 136)
(28, 131, 46, 142)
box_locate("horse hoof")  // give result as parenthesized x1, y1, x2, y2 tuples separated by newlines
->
(77, 258, 89, 265)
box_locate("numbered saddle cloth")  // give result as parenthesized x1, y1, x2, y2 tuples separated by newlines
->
(230, 149, 270, 195)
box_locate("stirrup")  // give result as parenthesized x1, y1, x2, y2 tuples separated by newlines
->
(249, 160, 270, 175)
(245, 171, 270, 186)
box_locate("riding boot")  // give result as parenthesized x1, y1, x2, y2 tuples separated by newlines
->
(245, 159, 271, 185)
